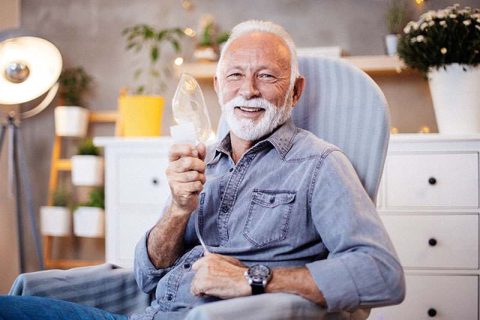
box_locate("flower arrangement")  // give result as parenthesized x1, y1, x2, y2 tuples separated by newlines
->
(397, 4, 480, 75)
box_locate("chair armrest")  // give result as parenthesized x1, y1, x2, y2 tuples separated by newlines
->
(9, 263, 150, 316)
(185, 293, 370, 320)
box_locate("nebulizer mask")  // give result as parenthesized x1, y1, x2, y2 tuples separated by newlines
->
(170, 73, 212, 253)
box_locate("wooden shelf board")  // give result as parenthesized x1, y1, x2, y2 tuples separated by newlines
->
(175, 55, 409, 79)
(56, 159, 72, 171)
(89, 111, 118, 123)
(45, 259, 104, 269)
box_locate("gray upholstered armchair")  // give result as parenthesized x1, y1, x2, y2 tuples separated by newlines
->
(9, 56, 390, 319)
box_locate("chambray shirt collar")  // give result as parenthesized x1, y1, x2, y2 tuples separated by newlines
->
(212, 118, 297, 162)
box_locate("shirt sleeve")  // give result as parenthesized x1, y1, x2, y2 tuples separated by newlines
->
(306, 150, 405, 312)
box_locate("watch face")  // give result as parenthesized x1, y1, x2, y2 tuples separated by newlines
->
(247, 264, 272, 283)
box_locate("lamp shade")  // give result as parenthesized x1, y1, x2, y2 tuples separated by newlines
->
(0, 35, 62, 105)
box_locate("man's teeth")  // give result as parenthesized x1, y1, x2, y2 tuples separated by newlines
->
(238, 107, 263, 112)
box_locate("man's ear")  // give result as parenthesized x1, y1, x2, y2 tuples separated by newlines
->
(291, 76, 305, 108)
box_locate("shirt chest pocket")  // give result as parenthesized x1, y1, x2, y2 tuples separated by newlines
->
(243, 190, 296, 247)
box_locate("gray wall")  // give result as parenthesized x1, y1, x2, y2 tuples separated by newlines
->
(1, 0, 480, 293)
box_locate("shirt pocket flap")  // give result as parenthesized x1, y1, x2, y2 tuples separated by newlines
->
(252, 190, 296, 208)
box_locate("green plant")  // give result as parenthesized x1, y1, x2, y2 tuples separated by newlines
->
(77, 138, 100, 156)
(80, 188, 104, 209)
(398, 4, 480, 76)
(51, 188, 69, 207)
(59, 67, 93, 106)
(122, 24, 185, 95)
(197, 22, 229, 47)
(385, 0, 409, 34)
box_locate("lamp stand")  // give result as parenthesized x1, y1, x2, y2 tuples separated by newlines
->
(0, 106, 44, 272)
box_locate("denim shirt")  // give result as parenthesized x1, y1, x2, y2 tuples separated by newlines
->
(133, 119, 405, 319)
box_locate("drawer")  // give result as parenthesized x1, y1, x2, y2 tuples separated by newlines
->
(382, 215, 478, 269)
(369, 274, 478, 320)
(116, 154, 171, 205)
(385, 153, 478, 208)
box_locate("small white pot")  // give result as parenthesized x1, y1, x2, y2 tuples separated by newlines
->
(429, 64, 480, 133)
(385, 34, 399, 56)
(40, 206, 71, 236)
(73, 207, 105, 238)
(54, 106, 90, 137)
(71, 155, 104, 186)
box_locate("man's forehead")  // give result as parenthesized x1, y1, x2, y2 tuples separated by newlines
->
(222, 32, 291, 66)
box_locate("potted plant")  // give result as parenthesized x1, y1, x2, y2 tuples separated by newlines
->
(54, 67, 93, 137)
(385, 0, 409, 56)
(74, 188, 105, 238)
(71, 138, 104, 186)
(398, 4, 480, 133)
(193, 16, 230, 61)
(40, 188, 71, 236)
(120, 24, 184, 136)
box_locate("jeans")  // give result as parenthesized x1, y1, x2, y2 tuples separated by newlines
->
(0, 295, 128, 320)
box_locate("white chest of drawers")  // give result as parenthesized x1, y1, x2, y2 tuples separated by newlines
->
(370, 134, 480, 320)
(94, 137, 172, 268)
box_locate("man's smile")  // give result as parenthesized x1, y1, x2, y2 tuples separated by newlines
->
(234, 106, 265, 118)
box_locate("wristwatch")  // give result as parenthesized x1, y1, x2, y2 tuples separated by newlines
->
(244, 264, 272, 295)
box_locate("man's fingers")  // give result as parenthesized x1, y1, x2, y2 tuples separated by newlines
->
(169, 144, 197, 161)
(170, 171, 206, 184)
(197, 143, 207, 161)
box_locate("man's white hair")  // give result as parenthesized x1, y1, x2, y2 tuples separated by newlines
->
(216, 20, 299, 85)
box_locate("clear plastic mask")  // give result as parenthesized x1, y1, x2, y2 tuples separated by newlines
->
(171, 73, 212, 144)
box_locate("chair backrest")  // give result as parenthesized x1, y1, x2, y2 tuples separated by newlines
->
(217, 56, 390, 202)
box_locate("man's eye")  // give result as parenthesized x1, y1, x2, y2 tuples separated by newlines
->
(259, 74, 275, 79)
(227, 73, 242, 79)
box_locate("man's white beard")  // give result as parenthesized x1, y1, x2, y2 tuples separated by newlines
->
(220, 93, 293, 141)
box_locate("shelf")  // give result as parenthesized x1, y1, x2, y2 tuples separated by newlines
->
(174, 55, 408, 80)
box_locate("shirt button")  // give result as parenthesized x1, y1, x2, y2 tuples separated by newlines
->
(222, 206, 229, 213)
(184, 263, 191, 269)
(270, 197, 275, 204)
(166, 294, 173, 301)
(229, 168, 234, 172)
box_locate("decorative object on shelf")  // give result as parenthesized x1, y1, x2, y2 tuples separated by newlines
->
(119, 24, 184, 136)
(74, 188, 105, 238)
(398, 4, 480, 134)
(0, 29, 63, 272)
(384, 0, 409, 56)
(40, 188, 71, 236)
(54, 67, 92, 137)
(71, 138, 104, 186)
(193, 15, 229, 62)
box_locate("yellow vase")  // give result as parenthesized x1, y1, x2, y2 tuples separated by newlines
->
(118, 95, 164, 137)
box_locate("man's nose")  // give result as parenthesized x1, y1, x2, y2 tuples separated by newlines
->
(239, 76, 260, 99)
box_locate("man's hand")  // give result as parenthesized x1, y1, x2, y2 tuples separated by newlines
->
(191, 253, 251, 299)
(166, 143, 207, 216)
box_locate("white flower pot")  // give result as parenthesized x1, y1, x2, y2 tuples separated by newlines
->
(71, 155, 104, 186)
(385, 34, 399, 56)
(429, 64, 480, 134)
(54, 106, 90, 137)
(40, 206, 71, 236)
(73, 207, 105, 238)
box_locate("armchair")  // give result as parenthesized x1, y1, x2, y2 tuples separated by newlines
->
(9, 56, 390, 319)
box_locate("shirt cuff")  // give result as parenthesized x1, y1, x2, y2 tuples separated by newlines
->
(306, 257, 360, 312)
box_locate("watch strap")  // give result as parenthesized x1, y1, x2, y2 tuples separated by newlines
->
(251, 282, 265, 295)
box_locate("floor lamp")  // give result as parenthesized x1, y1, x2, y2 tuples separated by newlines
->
(0, 30, 62, 272)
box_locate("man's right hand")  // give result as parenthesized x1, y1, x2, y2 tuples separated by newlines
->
(166, 143, 207, 216)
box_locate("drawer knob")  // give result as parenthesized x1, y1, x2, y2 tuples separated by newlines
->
(152, 178, 159, 185)
(428, 238, 437, 247)
(428, 177, 437, 185)
(427, 308, 437, 317)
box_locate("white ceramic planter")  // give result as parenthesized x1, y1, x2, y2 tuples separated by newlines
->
(429, 64, 480, 134)
(73, 207, 105, 238)
(385, 34, 399, 56)
(40, 206, 71, 236)
(54, 106, 90, 137)
(71, 155, 104, 186)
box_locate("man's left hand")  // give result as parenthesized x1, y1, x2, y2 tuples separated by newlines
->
(191, 253, 251, 299)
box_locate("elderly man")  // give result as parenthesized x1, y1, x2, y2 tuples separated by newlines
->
(133, 19, 405, 319)
(0, 20, 404, 320)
